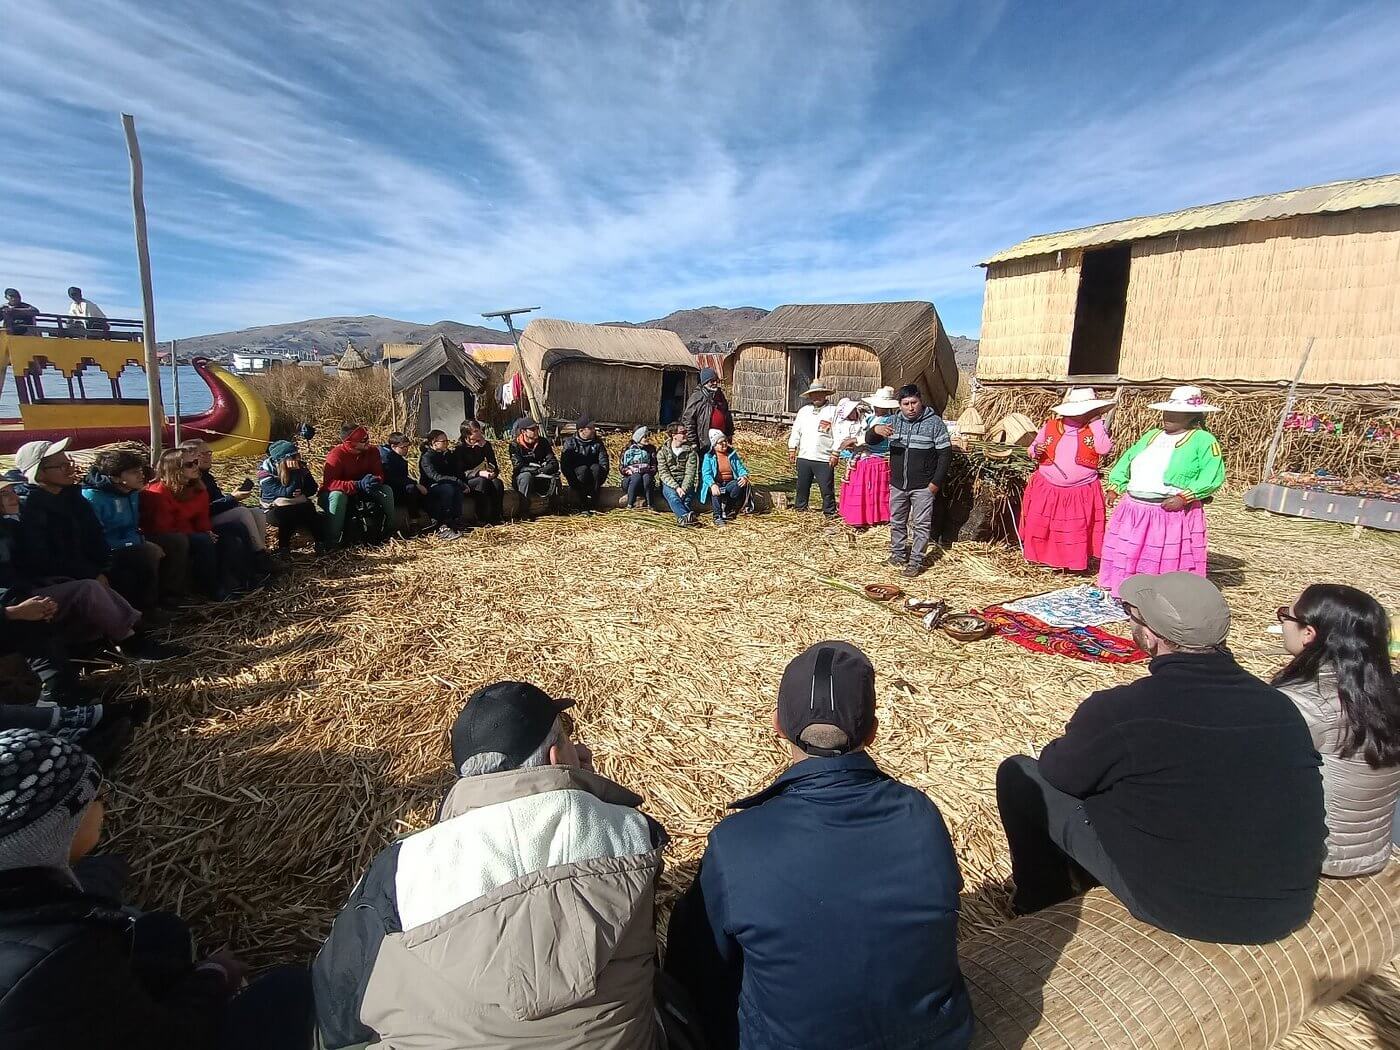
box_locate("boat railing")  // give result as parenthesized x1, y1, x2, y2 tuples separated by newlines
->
(2, 313, 144, 341)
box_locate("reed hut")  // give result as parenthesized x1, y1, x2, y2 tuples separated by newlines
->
(975, 172, 1400, 480)
(467, 344, 516, 434)
(725, 301, 960, 419)
(336, 343, 372, 374)
(388, 334, 489, 436)
(506, 319, 697, 428)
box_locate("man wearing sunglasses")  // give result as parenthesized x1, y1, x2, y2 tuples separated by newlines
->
(997, 571, 1326, 945)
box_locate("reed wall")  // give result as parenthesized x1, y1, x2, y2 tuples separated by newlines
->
(541, 360, 672, 427)
(977, 254, 1081, 380)
(728, 344, 788, 415)
(817, 343, 882, 397)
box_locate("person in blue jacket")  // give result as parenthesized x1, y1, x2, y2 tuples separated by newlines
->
(665, 641, 973, 1050)
(80, 449, 164, 613)
(256, 441, 327, 556)
(698, 430, 751, 526)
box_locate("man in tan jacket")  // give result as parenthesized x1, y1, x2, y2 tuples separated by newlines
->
(313, 682, 668, 1049)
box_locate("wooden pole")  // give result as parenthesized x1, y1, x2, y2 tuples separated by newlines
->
(1262, 338, 1316, 483)
(171, 339, 183, 445)
(121, 114, 165, 464)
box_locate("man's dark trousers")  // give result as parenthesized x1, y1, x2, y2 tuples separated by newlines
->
(794, 458, 836, 515)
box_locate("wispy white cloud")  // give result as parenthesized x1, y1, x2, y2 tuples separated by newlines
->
(0, 0, 1397, 338)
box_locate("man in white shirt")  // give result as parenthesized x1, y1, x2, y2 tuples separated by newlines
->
(788, 379, 839, 516)
(66, 286, 108, 338)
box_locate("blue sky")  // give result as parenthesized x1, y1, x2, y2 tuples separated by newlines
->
(3, 0, 1398, 340)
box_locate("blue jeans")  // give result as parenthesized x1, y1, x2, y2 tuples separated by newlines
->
(662, 483, 694, 523)
(710, 479, 747, 521)
(624, 472, 656, 505)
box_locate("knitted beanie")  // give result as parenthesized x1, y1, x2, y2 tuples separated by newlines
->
(631, 426, 648, 444)
(708, 428, 727, 448)
(0, 730, 101, 874)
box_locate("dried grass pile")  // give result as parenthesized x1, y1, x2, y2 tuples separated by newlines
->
(103, 435, 1399, 1049)
(248, 368, 417, 440)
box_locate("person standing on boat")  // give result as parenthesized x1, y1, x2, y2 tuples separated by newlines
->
(1, 289, 38, 335)
(320, 425, 396, 546)
(65, 286, 108, 338)
(1019, 388, 1116, 572)
(1098, 386, 1225, 597)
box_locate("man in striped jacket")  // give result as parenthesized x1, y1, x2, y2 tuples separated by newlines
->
(867, 385, 952, 578)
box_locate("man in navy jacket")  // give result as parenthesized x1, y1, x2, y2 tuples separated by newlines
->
(665, 641, 972, 1050)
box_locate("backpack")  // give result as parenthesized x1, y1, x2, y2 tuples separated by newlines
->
(341, 493, 390, 546)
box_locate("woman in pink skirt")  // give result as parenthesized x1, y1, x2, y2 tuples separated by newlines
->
(838, 387, 899, 527)
(1099, 385, 1227, 596)
(1019, 387, 1116, 571)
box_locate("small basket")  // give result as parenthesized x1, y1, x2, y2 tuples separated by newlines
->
(864, 583, 905, 602)
(941, 613, 995, 642)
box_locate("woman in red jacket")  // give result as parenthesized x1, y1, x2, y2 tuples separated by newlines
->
(140, 450, 237, 601)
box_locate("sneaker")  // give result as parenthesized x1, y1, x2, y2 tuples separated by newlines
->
(712, 517, 728, 528)
(887, 554, 908, 568)
(116, 635, 185, 663)
(436, 526, 464, 541)
(903, 561, 924, 579)
(619, 494, 630, 507)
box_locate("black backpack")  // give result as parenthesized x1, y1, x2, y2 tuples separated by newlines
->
(341, 493, 390, 546)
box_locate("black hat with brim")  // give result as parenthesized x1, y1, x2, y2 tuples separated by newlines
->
(451, 682, 574, 773)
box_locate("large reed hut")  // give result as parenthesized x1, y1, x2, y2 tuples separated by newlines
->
(725, 301, 960, 419)
(974, 173, 1400, 481)
(389, 334, 489, 436)
(506, 319, 697, 428)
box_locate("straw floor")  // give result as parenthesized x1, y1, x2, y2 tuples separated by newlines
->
(102, 436, 1399, 1048)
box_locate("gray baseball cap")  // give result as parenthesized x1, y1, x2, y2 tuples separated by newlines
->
(1120, 572, 1230, 648)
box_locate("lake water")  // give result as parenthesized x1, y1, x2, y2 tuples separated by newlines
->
(0, 364, 215, 418)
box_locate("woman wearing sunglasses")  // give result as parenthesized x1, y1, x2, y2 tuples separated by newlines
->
(140, 450, 249, 602)
(1273, 585, 1400, 877)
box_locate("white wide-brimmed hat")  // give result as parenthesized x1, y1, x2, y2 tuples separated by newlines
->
(1148, 384, 1221, 413)
(1050, 387, 1115, 416)
(867, 385, 900, 409)
(800, 378, 836, 398)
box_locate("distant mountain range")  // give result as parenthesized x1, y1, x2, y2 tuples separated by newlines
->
(167, 306, 978, 368)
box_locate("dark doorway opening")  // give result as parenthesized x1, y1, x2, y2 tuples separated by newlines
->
(786, 347, 819, 412)
(659, 370, 687, 425)
(1068, 244, 1131, 376)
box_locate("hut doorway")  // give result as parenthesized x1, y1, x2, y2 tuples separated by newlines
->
(659, 369, 687, 425)
(786, 346, 819, 412)
(1068, 243, 1131, 376)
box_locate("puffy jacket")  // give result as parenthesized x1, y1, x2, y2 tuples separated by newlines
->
(1281, 667, 1400, 876)
(257, 458, 318, 506)
(455, 442, 500, 477)
(872, 406, 953, 492)
(0, 867, 230, 1049)
(80, 474, 144, 549)
(508, 436, 559, 481)
(377, 445, 414, 495)
(140, 483, 212, 536)
(322, 441, 384, 495)
(620, 442, 657, 475)
(14, 484, 112, 582)
(683, 386, 733, 457)
(561, 435, 611, 480)
(657, 442, 698, 493)
(665, 752, 973, 1050)
(418, 446, 463, 487)
(314, 765, 667, 1050)
(699, 449, 748, 496)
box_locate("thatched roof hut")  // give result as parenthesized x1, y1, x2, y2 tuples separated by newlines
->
(725, 301, 960, 418)
(388, 334, 490, 436)
(507, 319, 697, 428)
(337, 343, 372, 373)
(977, 172, 1400, 389)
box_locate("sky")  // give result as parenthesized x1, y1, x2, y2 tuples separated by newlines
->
(2, 0, 1398, 341)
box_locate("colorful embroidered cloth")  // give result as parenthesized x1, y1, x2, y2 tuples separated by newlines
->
(983, 604, 1148, 664)
(1001, 584, 1125, 628)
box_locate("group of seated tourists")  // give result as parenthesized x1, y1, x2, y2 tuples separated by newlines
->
(0, 474, 1394, 1050)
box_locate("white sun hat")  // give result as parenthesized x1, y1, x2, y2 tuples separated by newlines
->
(1050, 387, 1115, 416)
(867, 385, 900, 410)
(1148, 384, 1221, 413)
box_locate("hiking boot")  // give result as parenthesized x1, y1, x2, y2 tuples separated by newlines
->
(711, 516, 728, 528)
(903, 561, 925, 579)
(115, 635, 186, 663)
(436, 525, 464, 541)
(887, 554, 908, 568)
(255, 550, 289, 575)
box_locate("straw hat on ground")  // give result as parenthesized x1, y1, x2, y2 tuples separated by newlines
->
(1148, 385, 1221, 413)
(800, 379, 836, 399)
(867, 386, 900, 410)
(1051, 387, 1115, 416)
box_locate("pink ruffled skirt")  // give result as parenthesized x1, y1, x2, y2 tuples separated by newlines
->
(1098, 495, 1208, 596)
(838, 455, 890, 527)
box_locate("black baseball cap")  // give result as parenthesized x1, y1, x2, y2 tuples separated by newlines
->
(777, 641, 876, 756)
(451, 682, 574, 774)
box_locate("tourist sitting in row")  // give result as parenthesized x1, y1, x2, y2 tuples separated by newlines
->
(997, 572, 1325, 944)
(509, 417, 560, 503)
(417, 429, 470, 537)
(700, 430, 752, 526)
(657, 421, 700, 526)
(141, 449, 254, 603)
(456, 421, 505, 524)
(378, 431, 427, 526)
(320, 425, 395, 546)
(182, 438, 281, 579)
(256, 441, 327, 556)
(0, 729, 315, 1049)
(1274, 584, 1400, 877)
(78, 448, 165, 614)
(560, 415, 610, 512)
(619, 425, 657, 509)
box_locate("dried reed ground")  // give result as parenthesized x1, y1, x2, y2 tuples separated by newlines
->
(101, 435, 1399, 1049)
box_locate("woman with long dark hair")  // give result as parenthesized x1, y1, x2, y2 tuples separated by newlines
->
(1274, 584, 1400, 876)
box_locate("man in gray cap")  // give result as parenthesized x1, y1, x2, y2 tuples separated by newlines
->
(682, 367, 733, 459)
(996, 572, 1326, 945)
